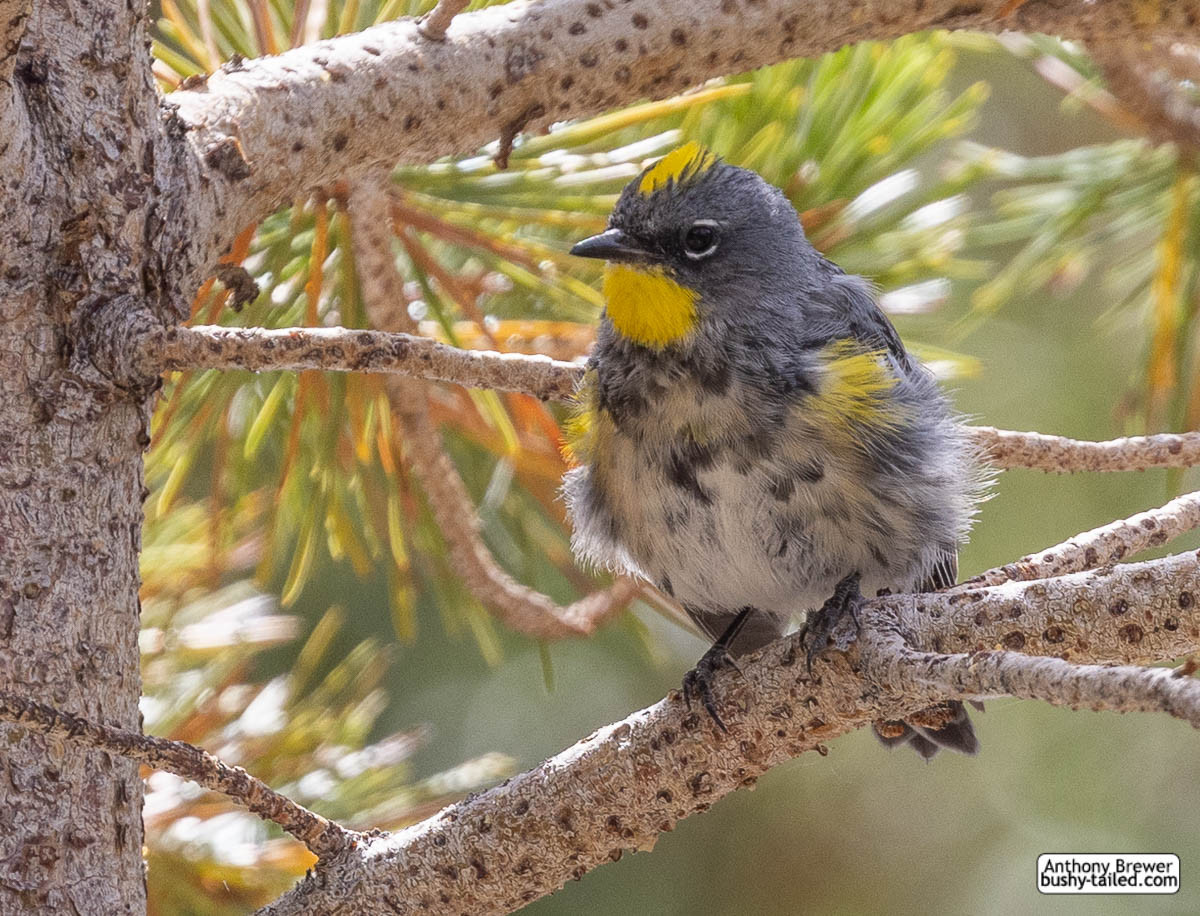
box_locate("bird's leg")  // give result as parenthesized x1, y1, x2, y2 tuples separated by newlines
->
(803, 571, 864, 673)
(682, 607, 752, 733)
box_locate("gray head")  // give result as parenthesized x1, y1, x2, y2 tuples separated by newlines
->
(571, 143, 819, 339)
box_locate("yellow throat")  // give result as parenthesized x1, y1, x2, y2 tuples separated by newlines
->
(596, 141, 716, 349)
(602, 265, 698, 350)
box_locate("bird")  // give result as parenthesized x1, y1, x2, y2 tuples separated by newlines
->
(561, 142, 986, 758)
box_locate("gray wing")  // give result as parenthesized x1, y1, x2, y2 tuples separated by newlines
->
(801, 264, 916, 372)
(808, 267, 979, 756)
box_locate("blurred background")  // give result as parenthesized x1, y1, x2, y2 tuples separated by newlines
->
(146, 4, 1200, 913)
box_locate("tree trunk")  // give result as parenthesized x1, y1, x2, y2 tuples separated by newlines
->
(0, 0, 199, 907)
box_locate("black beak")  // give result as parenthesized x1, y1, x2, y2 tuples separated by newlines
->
(570, 228, 647, 263)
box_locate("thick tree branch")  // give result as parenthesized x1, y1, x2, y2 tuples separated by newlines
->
(348, 181, 639, 640)
(963, 489, 1200, 588)
(170, 0, 1200, 261)
(256, 551, 1200, 915)
(0, 692, 359, 858)
(0, 0, 216, 900)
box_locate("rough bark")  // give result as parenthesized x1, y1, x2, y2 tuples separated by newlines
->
(963, 488, 1200, 588)
(257, 552, 1200, 916)
(170, 0, 1200, 259)
(863, 634, 1200, 726)
(0, 0, 29, 87)
(0, 0, 205, 908)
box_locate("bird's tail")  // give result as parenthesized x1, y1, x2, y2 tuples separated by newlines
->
(873, 700, 980, 760)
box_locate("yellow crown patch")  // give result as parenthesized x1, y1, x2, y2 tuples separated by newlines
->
(638, 141, 718, 195)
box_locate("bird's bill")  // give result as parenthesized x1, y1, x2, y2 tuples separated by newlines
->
(569, 228, 648, 263)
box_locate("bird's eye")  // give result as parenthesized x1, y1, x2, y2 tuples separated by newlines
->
(682, 220, 720, 260)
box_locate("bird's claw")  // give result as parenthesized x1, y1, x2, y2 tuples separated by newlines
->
(803, 572, 864, 674)
(682, 646, 737, 732)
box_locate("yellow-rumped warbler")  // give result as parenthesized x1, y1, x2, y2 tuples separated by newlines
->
(563, 143, 985, 758)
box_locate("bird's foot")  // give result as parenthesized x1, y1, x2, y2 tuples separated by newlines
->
(682, 644, 738, 733)
(803, 572, 864, 673)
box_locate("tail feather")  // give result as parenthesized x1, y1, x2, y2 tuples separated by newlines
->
(913, 701, 979, 756)
(873, 700, 980, 759)
(870, 557, 982, 760)
(906, 732, 942, 761)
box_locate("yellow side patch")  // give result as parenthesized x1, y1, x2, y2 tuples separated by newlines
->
(638, 141, 717, 195)
(603, 265, 698, 350)
(811, 339, 903, 432)
(562, 369, 613, 466)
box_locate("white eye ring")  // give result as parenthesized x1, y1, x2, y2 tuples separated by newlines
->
(682, 220, 720, 260)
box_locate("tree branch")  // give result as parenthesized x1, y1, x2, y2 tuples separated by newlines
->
(149, 326, 1200, 472)
(347, 181, 639, 640)
(171, 0, 1200, 262)
(969, 424, 1200, 471)
(962, 488, 1200, 588)
(1091, 36, 1200, 153)
(255, 551, 1200, 915)
(418, 0, 470, 42)
(0, 692, 360, 859)
(867, 638, 1200, 728)
(151, 325, 581, 400)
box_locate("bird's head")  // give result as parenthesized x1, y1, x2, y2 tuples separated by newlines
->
(571, 142, 815, 350)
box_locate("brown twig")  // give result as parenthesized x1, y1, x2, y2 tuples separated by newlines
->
(418, 0, 470, 41)
(348, 182, 639, 641)
(151, 325, 582, 401)
(1091, 37, 1200, 153)
(0, 692, 359, 859)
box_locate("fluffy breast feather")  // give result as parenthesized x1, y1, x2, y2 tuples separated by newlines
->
(563, 331, 983, 617)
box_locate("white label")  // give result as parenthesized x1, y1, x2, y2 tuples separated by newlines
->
(1037, 854, 1179, 894)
